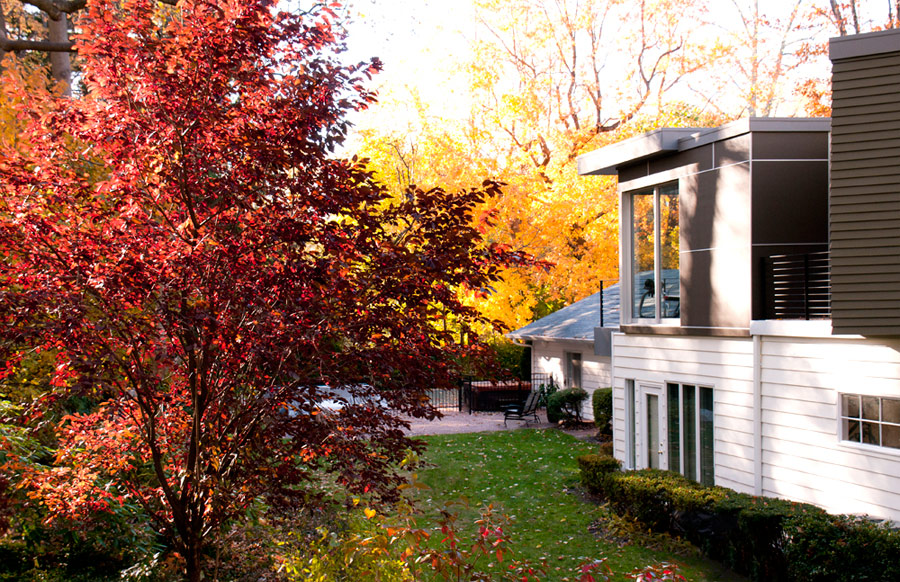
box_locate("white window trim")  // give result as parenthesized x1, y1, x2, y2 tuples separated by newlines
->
(837, 393, 900, 459)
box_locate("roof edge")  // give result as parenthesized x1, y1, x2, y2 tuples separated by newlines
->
(830, 28, 900, 61)
(577, 128, 700, 176)
(578, 117, 831, 177)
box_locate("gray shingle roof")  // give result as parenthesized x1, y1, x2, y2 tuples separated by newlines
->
(507, 283, 620, 341)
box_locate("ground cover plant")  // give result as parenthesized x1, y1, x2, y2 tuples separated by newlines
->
(414, 430, 744, 581)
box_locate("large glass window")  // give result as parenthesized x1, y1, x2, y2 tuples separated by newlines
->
(666, 383, 714, 486)
(630, 183, 680, 320)
(841, 394, 900, 450)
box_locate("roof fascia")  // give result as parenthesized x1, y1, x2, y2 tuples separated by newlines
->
(577, 128, 700, 176)
(830, 28, 900, 61)
(577, 118, 831, 177)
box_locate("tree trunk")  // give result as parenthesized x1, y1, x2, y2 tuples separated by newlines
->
(48, 13, 71, 95)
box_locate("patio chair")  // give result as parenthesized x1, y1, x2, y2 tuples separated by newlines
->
(502, 390, 540, 426)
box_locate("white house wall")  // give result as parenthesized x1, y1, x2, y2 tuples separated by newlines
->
(611, 333, 756, 493)
(530, 339, 612, 421)
(759, 335, 900, 521)
(612, 330, 900, 521)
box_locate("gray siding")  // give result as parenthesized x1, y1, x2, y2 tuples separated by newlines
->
(830, 45, 900, 335)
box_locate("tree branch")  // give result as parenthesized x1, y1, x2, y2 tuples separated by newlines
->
(0, 37, 74, 52)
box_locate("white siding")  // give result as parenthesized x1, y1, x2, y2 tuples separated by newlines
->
(758, 335, 900, 521)
(611, 333, 756, 493)
(531, 339, 612, 421)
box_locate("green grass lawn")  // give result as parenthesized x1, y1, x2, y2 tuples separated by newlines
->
(412, 429, 744, 582)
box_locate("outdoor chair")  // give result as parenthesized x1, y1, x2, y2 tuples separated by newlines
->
(502, 390, 540, 426)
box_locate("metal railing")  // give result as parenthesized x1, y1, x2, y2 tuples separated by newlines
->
(761, 250, 831, 320)
(461, 373, 555, 412)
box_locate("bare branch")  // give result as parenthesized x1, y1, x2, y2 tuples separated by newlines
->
(0, 37, 73, 51)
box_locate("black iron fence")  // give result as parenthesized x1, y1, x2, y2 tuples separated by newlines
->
(461, 373, 555, 413)
(426, 387, 463, 411)
(762, 250, 831, 320)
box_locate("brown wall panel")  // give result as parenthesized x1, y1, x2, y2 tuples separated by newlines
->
(752, 132, 829, 160)
(714, 134, 751, 167)
(751, 161, 829, 246)
(648, 143, 713, 175)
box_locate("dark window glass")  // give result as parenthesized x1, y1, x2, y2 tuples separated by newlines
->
(883, 424, 900, 450)
(700, 387, 714, 486)
(862, 396, 880, 421)
(842, 394, 860, 418)
(883, 398, 900, 424)
(667, 384, 680, 473)
(683, 385, 697, 482)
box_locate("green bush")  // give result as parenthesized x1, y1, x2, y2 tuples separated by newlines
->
(784, 512, 900, 582)
(546, 387, 588, 423)
(591, 388, 612, 433)
(576, 463, 900, 582)
(577, 454, 621, 494)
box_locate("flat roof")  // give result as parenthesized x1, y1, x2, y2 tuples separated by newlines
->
(830, 28, 900, 61)
(577, 117, 832, 176)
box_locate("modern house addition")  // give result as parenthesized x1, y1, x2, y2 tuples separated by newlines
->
(561, 28, 900, 520)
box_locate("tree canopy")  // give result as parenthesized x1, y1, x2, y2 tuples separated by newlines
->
(0, 0, 528, 578)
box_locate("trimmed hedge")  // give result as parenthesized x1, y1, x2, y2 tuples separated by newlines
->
(546, 387, 588, 423)
(577, 454, 900, 582)
(591, 388, 612, 434)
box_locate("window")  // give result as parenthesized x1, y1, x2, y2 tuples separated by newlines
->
(565, 352, 582, 389)
(841, 394, 900, 450)
(666, 383, 714, 485)
(630, 183, 680, 320)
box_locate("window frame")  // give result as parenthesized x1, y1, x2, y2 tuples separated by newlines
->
(839, 393, 900, 453)
(624, 181, 681, 324)
(666, 382, 715, 486)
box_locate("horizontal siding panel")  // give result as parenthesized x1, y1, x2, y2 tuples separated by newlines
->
(615, 335, 753, 355)
(831, 125, 900, 144)
(763, 426, 900, 480)
(832, 159, 900, 175)
(830, 246, 899, 259)
(716, 473, 754, 494)
(715, 438, 754, 459)
(831, 53, 900, 75)
(761, 396, 833, 420)
(832, 73, 900, 92)
(831, 110, 900, 129)
(762, 464, 900, 520)
(760, 451, 900, 494)
(715, 450, 754, 475)
(714, 413, 754, 435)
(832, 91, 900, 109)
(831, 209, 900, 223)
(760, 337, 900, 362)
(612, 345, 752, 369)
(831, 136, 900, 153)
(763, 409, 833, 433)
(831, 219, 900, 233)
(760, 381, 836, 404)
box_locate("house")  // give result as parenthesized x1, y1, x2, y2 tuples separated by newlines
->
(568, 28, 900, 521)
(507, 283, 620, 421)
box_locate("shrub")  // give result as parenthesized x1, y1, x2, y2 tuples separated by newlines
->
(547, 387, 588, 423)
(784, 512, 900, 582)
(577, 454, 621, 494)
(591, 388, 612, 434)
(576, 463, 900, 582)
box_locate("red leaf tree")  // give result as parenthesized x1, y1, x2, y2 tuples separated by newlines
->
(0, 1, 525, 578)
